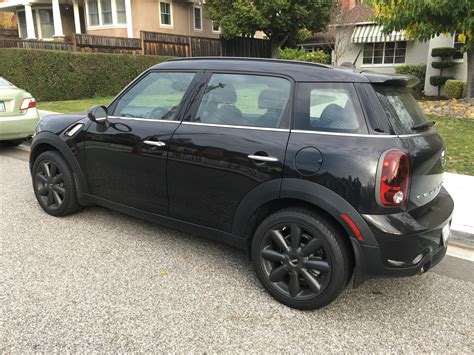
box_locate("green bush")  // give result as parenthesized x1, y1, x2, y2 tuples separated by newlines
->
(430, 75, 452, 88)
(0, 49, 168, 101)
(431, 47, 457, 58)
(395, 64, 426, 97)
(431, 61, 456, 70)
(277, 47, 330, 64)
(444, 80, 467, 99)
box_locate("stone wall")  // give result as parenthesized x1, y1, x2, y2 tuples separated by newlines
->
(419, 99, 474, 119)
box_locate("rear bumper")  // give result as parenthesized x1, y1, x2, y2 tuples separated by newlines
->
(0, 109, 39, 140)
(354, 187, 453, 284)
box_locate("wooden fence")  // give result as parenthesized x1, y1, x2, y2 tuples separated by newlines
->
(0, 29, 19, 38)
(0, 31, 271, 58)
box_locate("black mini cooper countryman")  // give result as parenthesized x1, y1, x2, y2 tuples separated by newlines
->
(30, 58, 454, 310)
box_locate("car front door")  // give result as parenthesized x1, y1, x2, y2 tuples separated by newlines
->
(167, 72, 293, 232)
(84, 70, 198, 215)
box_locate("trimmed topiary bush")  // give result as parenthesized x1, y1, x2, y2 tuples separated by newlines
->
(430, 75, 452, 88)
(431, 47, 457, 58)
(277, 47, 330, 64)
(444, 80, 467, 99)
(395, 64, 426, 98)
(431, 61, 456, 70)
(0, 49, 169, 101)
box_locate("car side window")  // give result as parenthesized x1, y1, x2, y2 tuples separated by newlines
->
(113, 72, 195, 120)
(193, 73, 291, 128)
(294, 83, 367, 133)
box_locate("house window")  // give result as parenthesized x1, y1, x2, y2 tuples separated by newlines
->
(212, 21, 220, 33)
(453, 34, 464, 60)
(194, 6, 202, 31)
(116, 0, 126, 24)
(38, 9, 54, 39)
(87, 0, 100, 26)
(363, 41, 406, 65)
(17, 10, 40, 39)
(160, 2, 172, 26)
(100, 0, 113, 25)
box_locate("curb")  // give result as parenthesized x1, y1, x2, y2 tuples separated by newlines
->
(450, 229, 474, 250)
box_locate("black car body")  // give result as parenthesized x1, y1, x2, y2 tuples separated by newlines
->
(30, 58, 454, 309)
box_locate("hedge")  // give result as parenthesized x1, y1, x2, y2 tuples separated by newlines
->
(431, 47, 457, 58)
(277, 47, 330, 64)
(395, 64, 426, 98)
(0, 49, 169, 101)
(431, 61, 456, 70)
(444, 80, 467, 99)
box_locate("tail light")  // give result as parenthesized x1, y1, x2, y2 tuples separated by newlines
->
(378, 150, 410, 206)
(20, 98, 36, 111)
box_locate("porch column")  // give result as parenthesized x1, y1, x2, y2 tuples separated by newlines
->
(24, 3, 36, 40)
(73, 0, 82, 34)
(125, 0, 133, 38)
(52, 0, 64, 38)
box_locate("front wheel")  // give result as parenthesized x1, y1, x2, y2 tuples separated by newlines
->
(32, 150, 82, 217)
(251, 208, 352, 310)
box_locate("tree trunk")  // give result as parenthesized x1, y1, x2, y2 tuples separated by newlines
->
(270, 35, 289, 59)
(467, 45, 474, 100)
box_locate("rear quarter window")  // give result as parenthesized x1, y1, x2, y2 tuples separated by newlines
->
(294, 83, 367, 134)
(374, 85, 428, 135)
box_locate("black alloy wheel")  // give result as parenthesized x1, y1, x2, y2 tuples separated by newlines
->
(252, 208, 351, 310)
(35, 160, 66, 210)
(32, 151, 82, 217)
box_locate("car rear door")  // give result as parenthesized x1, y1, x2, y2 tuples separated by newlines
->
(84, 70, 199, 215)
(167, 72, 293, 232)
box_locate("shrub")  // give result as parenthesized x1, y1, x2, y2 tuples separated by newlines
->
(431, 47, 457, 58)
(0, 49, 168, 101)
(395, 64, 426, 98)
(431, 61, 456, 70)
(430, 75, 452, 88)
(444, 80, 467, 99)
(277, 47, 330, 64)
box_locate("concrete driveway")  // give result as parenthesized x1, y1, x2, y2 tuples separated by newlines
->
(1, 147, 473, 352)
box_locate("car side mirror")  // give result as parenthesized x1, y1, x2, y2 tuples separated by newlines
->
(87, 105, 108, 124)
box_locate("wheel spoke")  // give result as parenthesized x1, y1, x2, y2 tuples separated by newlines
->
(300, 269, 321, 293)
(270, 229, 290, 253)
(301, 237, 322, 256)
(42, 162, 51, 178)
(290, 223, 301, 250)
(53, 191, 63, 206)
(50, 163, 58, 177)
(47, 191, 54, 206)
(288, 271, 301, 297)
(269, 264, 289, 282)
(54, 186, 66, 196)
(36, 173, 48, 184)
(261, 248, 286, 262)
(38, 186, 49, 196)
(53, 173, 63, 184)
(304, 259, 330, 272)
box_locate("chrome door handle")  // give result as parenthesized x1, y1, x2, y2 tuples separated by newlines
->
(248, 155, 279, 162)
(144, 140, 166, 147)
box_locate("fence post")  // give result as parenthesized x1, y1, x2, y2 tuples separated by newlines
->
(188, 35, 192, 57)
(72, 34, 77, 52)
(140, 31, 145, 55)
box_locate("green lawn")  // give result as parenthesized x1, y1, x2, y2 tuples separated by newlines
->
(429, 115, 474, 176)
(38, 96, 115, 113)
(37, 97, 473, 175)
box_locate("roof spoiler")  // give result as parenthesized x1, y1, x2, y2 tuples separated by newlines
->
(360, 71, 419, 88)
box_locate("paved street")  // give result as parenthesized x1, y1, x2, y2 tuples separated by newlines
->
(1, 146, 473, 352)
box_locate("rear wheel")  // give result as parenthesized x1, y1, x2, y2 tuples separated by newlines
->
(251, 208, 351, 310)
(32, 151, 82, 217)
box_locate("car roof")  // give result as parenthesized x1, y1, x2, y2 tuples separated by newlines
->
(152, 57, 414, 86)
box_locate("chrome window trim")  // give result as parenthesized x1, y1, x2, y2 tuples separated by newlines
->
(108, 115, 180, 124)
(291, 129, 434, 138)
(182, 121, 290, 132)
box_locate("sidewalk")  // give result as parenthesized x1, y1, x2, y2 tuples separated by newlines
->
(443, 172, 474, 248)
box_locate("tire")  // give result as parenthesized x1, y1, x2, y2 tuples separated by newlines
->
(251, 208, 352, 310)
(32, 150, 83, 217)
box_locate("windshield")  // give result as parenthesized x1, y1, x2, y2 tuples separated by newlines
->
(374, 85, 428, 134)
(0, 77, 13, 87)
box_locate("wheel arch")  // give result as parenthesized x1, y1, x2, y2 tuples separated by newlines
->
(30, 132, 90, 197)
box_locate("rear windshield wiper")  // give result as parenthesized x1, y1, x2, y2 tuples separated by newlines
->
(412, 121, 435, 131)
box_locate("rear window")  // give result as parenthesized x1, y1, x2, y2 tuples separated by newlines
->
(0, 77, 12, 87)
(374, 85, 428, 134)
(294, 83, 367, 133)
